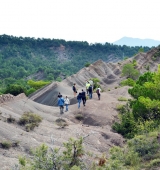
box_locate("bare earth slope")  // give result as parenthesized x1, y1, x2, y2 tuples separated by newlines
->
(0, 86, 132, 169)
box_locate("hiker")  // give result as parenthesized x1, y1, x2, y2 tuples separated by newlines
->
(88, 85, 93, 99)
(64, 96, 70, 112)
(57, 95, 65, 114)
(96, 87, 101, 100)
(58, 92, 62, 98)
(72, 83, 77, 97)
(86, 81, 90, 95)
(81, 89, 86, 106)
(89, 79, 94, 90)
(77, 92, 82, 108)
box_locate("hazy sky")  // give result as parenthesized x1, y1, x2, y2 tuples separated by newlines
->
(0, 0, 160, 43)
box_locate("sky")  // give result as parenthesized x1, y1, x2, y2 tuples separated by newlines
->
(0, 0, 160, 43)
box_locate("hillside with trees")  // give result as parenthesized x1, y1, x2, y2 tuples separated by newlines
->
(0, 34, 151, 94)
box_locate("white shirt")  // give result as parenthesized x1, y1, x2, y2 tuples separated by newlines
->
(64, 98, 70, 104)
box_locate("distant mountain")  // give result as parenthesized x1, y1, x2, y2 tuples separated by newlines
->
(113, 37, 160, 47)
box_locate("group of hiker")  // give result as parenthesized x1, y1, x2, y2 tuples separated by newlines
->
(57, 79, 101, 114)
(57, 92, 70, 114)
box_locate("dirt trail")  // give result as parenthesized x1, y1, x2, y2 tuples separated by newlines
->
(0, 86, 132, 169)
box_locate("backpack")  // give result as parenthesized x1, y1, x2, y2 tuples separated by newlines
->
(96, 89, 99, 94)
(89, 86, 92, 91)
(77, 93, 82, 100)
(72, 86, 76, 91)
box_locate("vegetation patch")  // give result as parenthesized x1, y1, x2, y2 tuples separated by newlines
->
(91, 77, 101, 90)
(0, 140, 19, 149)
(0, 141, 12, 149)
(7, 115, 15, 123)
(116, 104, 126, 114)
(120, 78, 135, 86)
(118, 96, 128, 101)
(55, 118, 68, 128)
(122, 63, 140, 80)
(19, 112, 42, 132)
(75, 113, 84, 121)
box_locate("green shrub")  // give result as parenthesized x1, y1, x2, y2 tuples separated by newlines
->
(55, 118, 68, 128)
(27, 80, 50, 90)
(1, 141, 12, 149)
(91, 78, 100, 90)
(148, 158, 160, 169)
(26, 87, 36, 96)
(18, 137, 85, 170)
(120, 78, 135, 87)
(109, 146, 139, 169)
(112, 111, 137, 139)
(118, 97, 128, 101)
(19, 112, 42, 132)
(4, 84, 26, 96)
(75, 114, 84, 121)
(128, 136, 159, 160)
(84, 62, 90, 67)
(116, 104, 126, 114)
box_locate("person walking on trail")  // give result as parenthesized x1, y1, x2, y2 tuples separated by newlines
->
(58, 92, 62, 98)
(58, 95, 65, 114)
(88, 85, 93, 99)
(96, 87, 101, 100)
(77, 92, 82, 109)
(81, 89, 86, 106)
(72, 83, 77, 97)
(89, 79, 94, 90)
(86, 81, 90, 95)
(64, 96, 70, 112)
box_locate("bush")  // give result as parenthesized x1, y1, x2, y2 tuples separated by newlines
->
(4, 84, 26, 96)
(120, 78, 135, 87)
(7, 115, 15, 123)
(26, 87, 36, 96)
(18, 137, 85, 170)
(118, 97, 128, 101)
(27, 80, 50, 90)
(84, 62, 90, 67)
(91, 78, 100, 90)
(112, 111, 137, 139)
(1, 141, 12, 149)
(75, 114, 84, 121)
(55, 118, 68, 128)
(19, 112, 42, 132)
(148, 158, 160, 169)
(128, 136, 160, 160)
(116, 104, 126, 114)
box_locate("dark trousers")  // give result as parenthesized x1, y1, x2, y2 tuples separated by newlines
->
(97, 93, 100, 100)
(82, 97, 86, 106)
(59, 105, 64, 114)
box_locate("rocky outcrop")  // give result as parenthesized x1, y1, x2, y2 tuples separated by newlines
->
(0, 93, 26, 104)
(0, 94, 14, 103)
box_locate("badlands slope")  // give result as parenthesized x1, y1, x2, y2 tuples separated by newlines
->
(0, 46, 160, 169)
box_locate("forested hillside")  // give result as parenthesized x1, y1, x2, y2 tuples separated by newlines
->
(0, 34, 151, 92)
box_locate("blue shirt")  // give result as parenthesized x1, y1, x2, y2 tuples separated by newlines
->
(58, 97, 64, 106)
